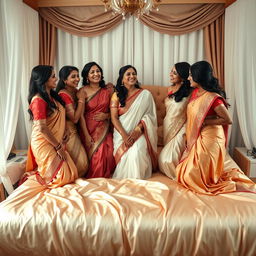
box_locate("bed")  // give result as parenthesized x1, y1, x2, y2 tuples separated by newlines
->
(0, 85, 256, 256)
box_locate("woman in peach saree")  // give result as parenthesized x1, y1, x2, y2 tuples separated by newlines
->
(176, 61, 256, 195)
(23, 65, 78, 188)
(79, 62, 115, 178)
(111, 65, 158, 179)
(158, 62, 192, 179)
(56, 66, 88, 177)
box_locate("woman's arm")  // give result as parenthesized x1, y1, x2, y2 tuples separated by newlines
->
(203, 104, 232, 127)
(37, 121, 66, 160)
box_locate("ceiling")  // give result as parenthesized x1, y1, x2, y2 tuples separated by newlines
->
(23, 0, 236, 11)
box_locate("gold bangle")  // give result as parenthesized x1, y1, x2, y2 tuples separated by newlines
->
(54, 143, 61, 151)
(135, 126, 142, 133)
(78, 100, 84, 104)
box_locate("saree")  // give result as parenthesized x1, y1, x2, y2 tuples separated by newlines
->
(158, 96, 189, 179)
(112, 89, 158, 179)
(59, 90, 88, 177)
(80, 87, 115, 178)
(25, 96, 78, 188)
(176, 91, 256, 195)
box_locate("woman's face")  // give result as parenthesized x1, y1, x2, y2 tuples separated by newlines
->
(65, 70, 80, 88)
(87, 65, 102, 84)
(122, 68, 137, 87)
(170, 66, 181, 85)
(188, 71, 200, 88)
(45, 70, 57, 89)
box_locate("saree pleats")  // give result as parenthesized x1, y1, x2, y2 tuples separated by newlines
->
(176, 92, 256, 195)
(65, 120, 88, 177)
(28, 100, 78, 188)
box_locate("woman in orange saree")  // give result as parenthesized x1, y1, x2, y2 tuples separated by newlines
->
(176, 61, 256, 195)
(56, 66, 88, 177)
(79, 62, 116, 178)
(23, 65, 78, 188)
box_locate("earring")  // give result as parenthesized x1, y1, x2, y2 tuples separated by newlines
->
(86, 79, 89, 84)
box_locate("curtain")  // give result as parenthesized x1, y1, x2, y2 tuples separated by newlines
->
(225, 0, 256, 151)
(55, 16, 204, 86)
(0, 0, 23, 194)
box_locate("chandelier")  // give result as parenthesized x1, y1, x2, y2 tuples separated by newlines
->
(101, 0, 162, 18)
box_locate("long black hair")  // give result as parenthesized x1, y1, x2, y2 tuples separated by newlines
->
(28, 65, 65, 120)
(115, 65, 141, 107)
(190, 61, 226, 99)
(81, 62, 106, 88)
(170, 62, 192, 102)
(56, 65, 79, 93)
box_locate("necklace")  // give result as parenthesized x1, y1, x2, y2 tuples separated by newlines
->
(191, 89, 206, 107)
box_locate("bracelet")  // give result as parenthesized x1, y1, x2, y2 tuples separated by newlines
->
(54, 143, 62, 151)
(135, 126, 142, 133)
(78, 99, 85, 104)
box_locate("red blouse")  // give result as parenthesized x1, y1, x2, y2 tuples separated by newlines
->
(59, 92, 73, 105)
(190, 88, 224, 116)
(30, 98, 47, 120)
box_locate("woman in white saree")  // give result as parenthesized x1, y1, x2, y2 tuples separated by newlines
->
(111, 65, 158, 179)
(158, 62, 192, 179)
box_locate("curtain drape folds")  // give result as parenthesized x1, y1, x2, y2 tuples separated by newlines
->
(203, 14, 224, 87)
(39, 16, 56, 65)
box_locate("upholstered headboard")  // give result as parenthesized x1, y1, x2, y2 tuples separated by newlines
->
(142, 85, 168, 147)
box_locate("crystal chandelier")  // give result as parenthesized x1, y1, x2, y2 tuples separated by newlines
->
(101, 0, 162, 18)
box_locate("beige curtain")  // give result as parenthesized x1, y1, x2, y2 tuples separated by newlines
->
(39, 16, 56, 65)
(39, 4, 225, 84)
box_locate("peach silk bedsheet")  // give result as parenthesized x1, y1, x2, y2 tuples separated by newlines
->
(0, 154, 256, 256)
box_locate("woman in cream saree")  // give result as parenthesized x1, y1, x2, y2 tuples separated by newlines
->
(111, 65, 158, 179)
(158, 62, 192, 179)
(176, 61, 256, 195)
(23, 65, 78, 188)
(57, 65, 88, 177)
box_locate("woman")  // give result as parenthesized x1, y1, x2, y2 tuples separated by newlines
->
(56, 66, 88, 177)
(158, 62, 192, 179)
(79, 62, 115, 178)
(23, 65, 78, 188)
(176, 61, 256, 195)
(111, 65, 158, 179)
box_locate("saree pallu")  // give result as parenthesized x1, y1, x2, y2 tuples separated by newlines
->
(27, 99, 78, 188)
(80, 88, 115, 178)
(158, 96, 189, 179)
(176, 92, 256, 195)
(65, 120, 88, 177)
(112, 89, 158, 179)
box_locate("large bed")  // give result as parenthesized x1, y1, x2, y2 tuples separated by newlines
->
(0, 85, 256, 256)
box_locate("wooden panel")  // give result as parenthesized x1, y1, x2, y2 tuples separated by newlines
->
(23, 0, 38, 10)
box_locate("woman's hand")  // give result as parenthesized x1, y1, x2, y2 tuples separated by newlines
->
(76, 88, 86, 100)
(62, 129, 70, 144)
(85, 135, 94, 148)
(127, 126, 142, 145)
(123, 133, 133, 148)
(93, 112, 109, 121)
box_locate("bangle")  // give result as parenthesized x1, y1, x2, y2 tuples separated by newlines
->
(54, 143, 61, 151)
(78, 99, 84, 104)
(135, 126, 142, 133)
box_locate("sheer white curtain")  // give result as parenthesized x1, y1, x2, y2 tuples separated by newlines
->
(225, 0, 256, 151)
(0, 0, 39, 194)
(0, 0, 23, 194)
(56, 16, 204, 86)
(14, 4, 39, 150)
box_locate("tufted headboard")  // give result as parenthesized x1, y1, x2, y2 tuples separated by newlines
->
(142, 85, 168, 147)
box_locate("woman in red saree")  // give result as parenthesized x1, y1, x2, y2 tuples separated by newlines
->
(176, 61, 256, 195)
(56, 66, 88, 177)
(79, 62, 115, 178)
(24, 65, 78, 188)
